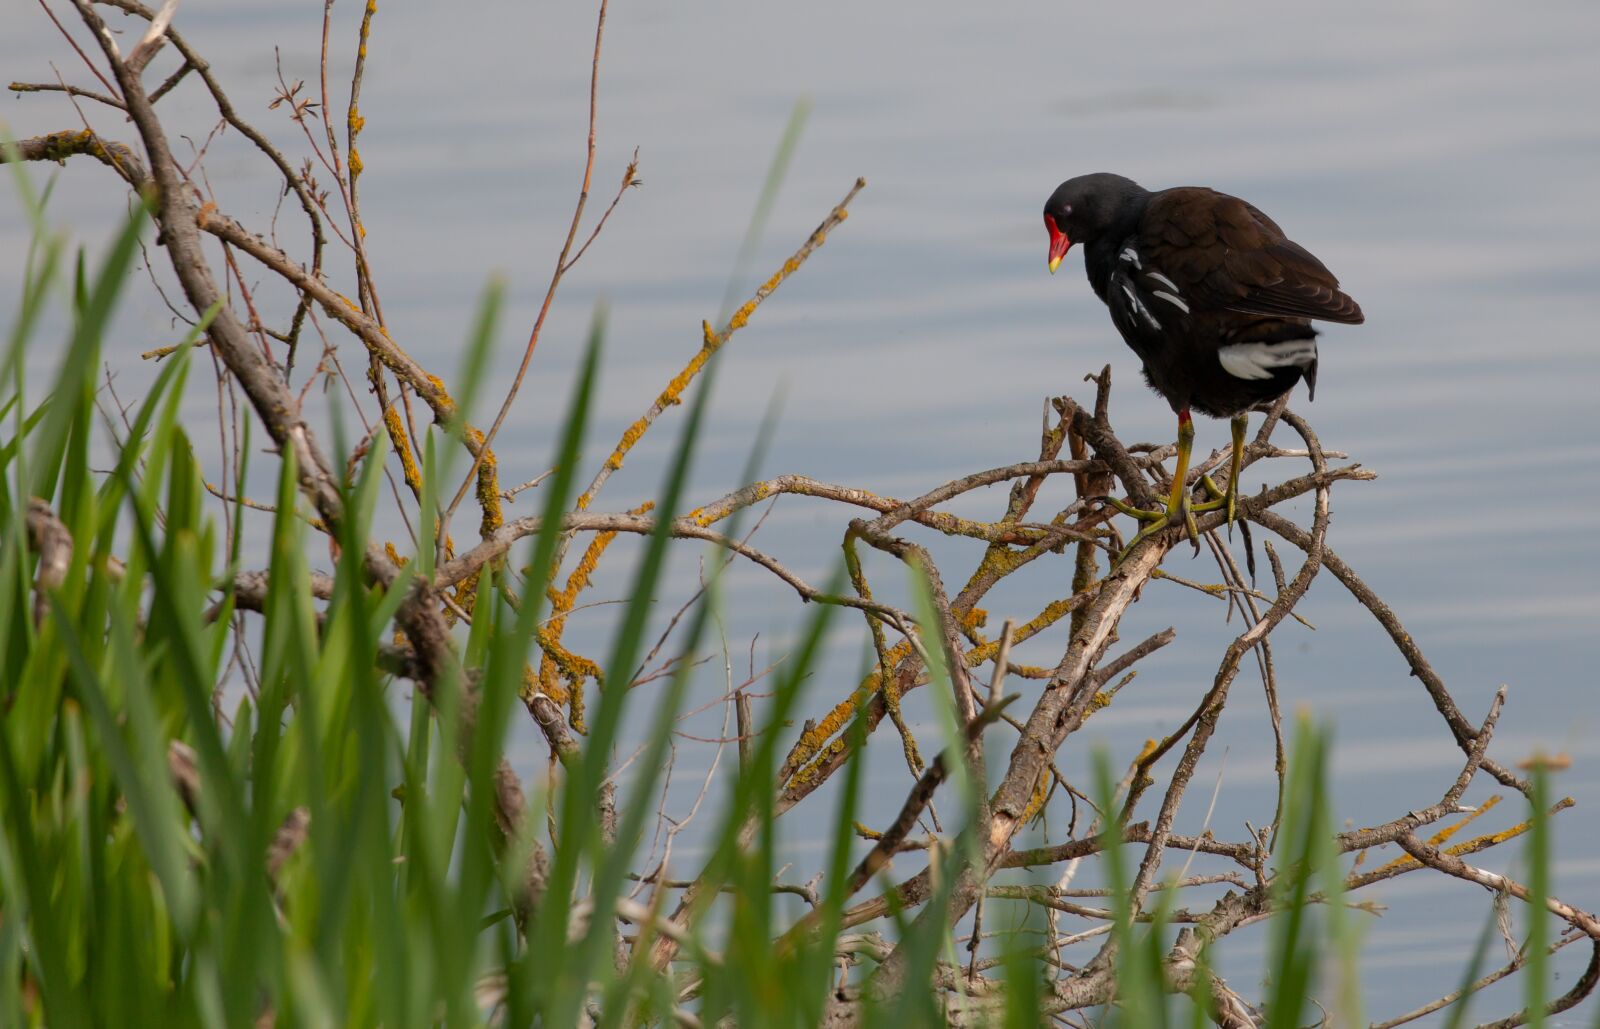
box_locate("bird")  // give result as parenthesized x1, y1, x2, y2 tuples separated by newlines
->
(1042, 172, 1362, 555)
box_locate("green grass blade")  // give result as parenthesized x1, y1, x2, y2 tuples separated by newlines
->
(718, 98, 811, 323)
(30, 203, 149, 502)
(1526, 764, 1551, 1028)
(500, 308, 606, 1023)
(545, 328, 718, 1026)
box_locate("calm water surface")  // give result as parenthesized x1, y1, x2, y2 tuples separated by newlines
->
(4, 0, 1598, 1019)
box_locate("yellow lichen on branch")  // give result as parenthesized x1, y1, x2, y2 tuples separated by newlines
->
(1367, 796, 1504, 876)
(689, 478, 775, 527)
(536, 629, 603, 690)
(476, 460, 501, 536)
(1366, 795, 1575, 877)
(425, 375, 453, 414)
(780, 588, 1089, 792)
(1423, 793, 1502, 848)
(575, 178, 866, 515)
(598, 320, 721, 479)
(520, 665, 570, 708)
(786, 735, 853, 792)
(1017, 767, 1053, 826)
(382, 403, 422, 492)
(536, 501, 655, 728)
(788, 646, 908, 779)
(463, 426, 503, 535)
(1438, 796, 1574, 854)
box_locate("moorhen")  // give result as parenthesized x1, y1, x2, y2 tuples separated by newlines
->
(1043, 173, 1362, 553)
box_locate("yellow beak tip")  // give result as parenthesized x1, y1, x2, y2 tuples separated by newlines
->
(1048, 256, 1063, 275)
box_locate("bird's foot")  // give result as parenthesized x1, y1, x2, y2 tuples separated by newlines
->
(1194, 475, 1240, 537)
(1102, 492, 1203, 568)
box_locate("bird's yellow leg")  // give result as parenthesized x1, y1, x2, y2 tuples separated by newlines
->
(1170, 411, 1202, 542)
(1112, 409, 1200, 563)
(1193, 413, 1248, 534)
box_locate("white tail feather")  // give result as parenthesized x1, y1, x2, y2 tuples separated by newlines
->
(1218, 340, 1317, 381)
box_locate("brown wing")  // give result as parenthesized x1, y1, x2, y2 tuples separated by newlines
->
(1138, 188, 1364, 324)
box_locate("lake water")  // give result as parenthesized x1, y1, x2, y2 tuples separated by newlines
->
(4, 0, 1598, 1020)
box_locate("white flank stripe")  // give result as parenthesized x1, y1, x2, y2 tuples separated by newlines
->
(1217, 340, 1318, 381)
(1145, 270, 1179, 292)
(1120, 247, 1141, 268)
(1121, 285, 1161, 331)
(1152, 290, 1190, 313)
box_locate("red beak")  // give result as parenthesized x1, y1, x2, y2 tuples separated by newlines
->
(1045, 214, 1071, 274)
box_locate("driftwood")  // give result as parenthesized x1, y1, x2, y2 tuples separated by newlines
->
(6, 1, 1593, 1024)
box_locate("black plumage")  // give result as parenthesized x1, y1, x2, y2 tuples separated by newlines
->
(1043, 172, 1363, 545)
(1044, 173, 1362, 418)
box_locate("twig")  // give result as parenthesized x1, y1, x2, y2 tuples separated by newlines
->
(441, 0, 619, 531)
(435, 510, 915, 626)
(562, 176, 866, 569)
(1370, 932, 1588, 1029)
(1249, 507, 1530, 795)
(7, 80, 126, 110)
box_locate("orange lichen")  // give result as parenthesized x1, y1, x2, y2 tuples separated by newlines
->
(1368, 795, 1507, 876)
(348, 148, 363, 176)
(1018, 770, 1052, 825)
(781, 589, 1088, 792)
(1441, 799, 1572, 854)
(1359, 795, 1575, 879)
(536, 630, 602, 685)
(786, 736, 850, 791)
(979, 546, 1030, 578)
(963, 595, 1077, 668)
(475, 450, 502, 535)
(688, 481, 771, 527)
(598, 330, 725, 477)
(556, 516, 640, 598)
(602, 417, 650, 475)
(444, 426, 503, 531)
(592, 222, 838, 500)
(566, 668, 586, 731)
(425, 375, 453, 411)
(534, 500, 655, 728)
(381, 403, 422, 492)
(34, 130, 105, 165)
(1424, 794, 1501, 847)
(519, 665, 569, 706)
(781, 641, 911, 780)
(444, 571, 478, 620)
(541, 526, 619, 659)
(786, 683, 881, 777)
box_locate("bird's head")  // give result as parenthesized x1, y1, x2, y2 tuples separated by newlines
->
(1043, 172, 1148, 273)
